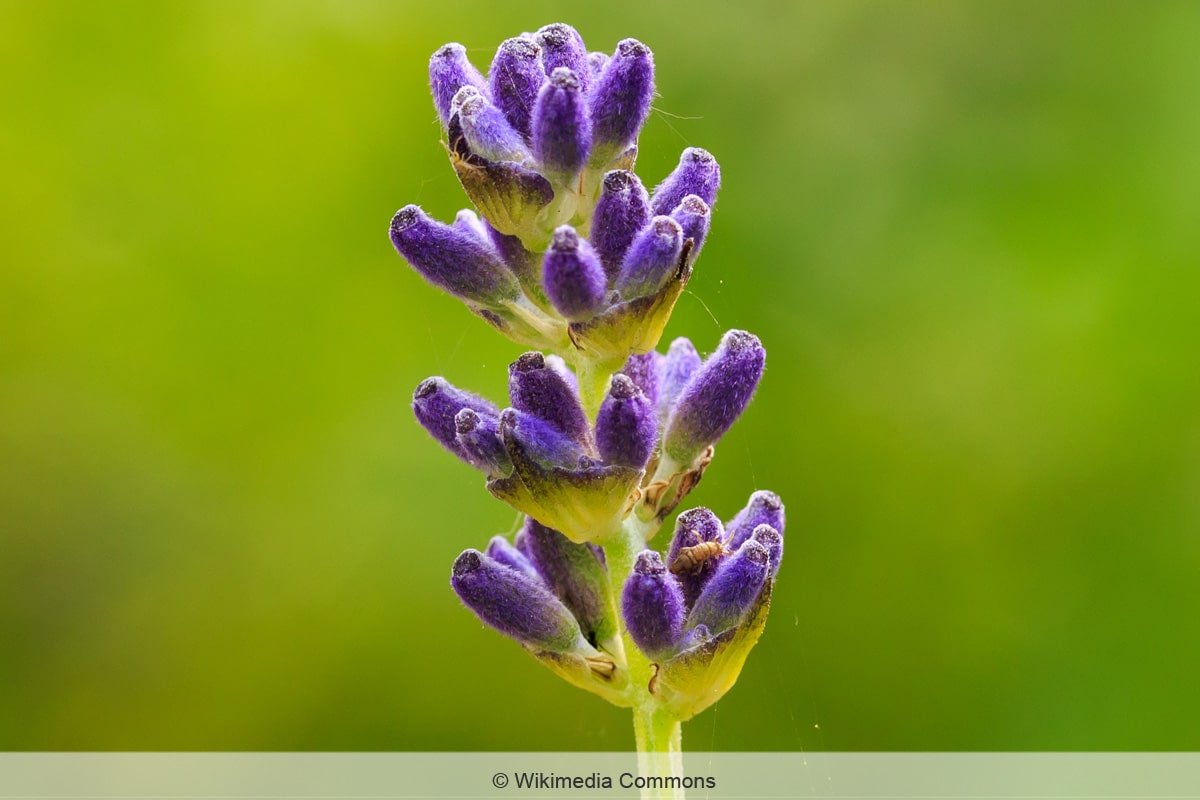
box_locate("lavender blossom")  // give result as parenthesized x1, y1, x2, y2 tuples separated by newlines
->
(451, 549, 586, 651)
(620, 352, 661, 409)
(390, 205, 519, 305)
(669, 195, 712, 263)
(664, 330, 765, 465)
(590, 38, 655, 161)
(508, 351, 590, 446)
(455, 408, 512, 478)
(666, 507, 726, 608)
(594, 374, 656, 470)
(430, 43, 487, 128)
(616, 216, 683, 298)
(685, 539, 770, 635)
(498, 407, 584, 468)
(488, 37, 544, 140)
(725, 490, 786, 550)
(622, 551, 685, 658)
(532, 67, 592, 183)
(658, 337, 702, 419)
(750, 525, 784, 579)
(412, 377, 499, 463)
(592, 170, 651, 282)
(650, 147, 721, 217)
(535, 24, 590, 92)
(485, 534, 542, 581)
(457, 92, 531, 163)
(543, 226, 607, 322)
(521, 518, 615, 645)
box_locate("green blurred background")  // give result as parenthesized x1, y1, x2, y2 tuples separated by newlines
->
(2, 0, 1198, 750)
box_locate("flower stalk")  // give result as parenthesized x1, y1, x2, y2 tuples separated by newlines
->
(390, 23, 788, 793)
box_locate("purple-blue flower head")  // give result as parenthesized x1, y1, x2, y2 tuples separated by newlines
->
(412, 377, 499, 463)
(543, 226, 607, 322)
(616, 216, 683, 299)
(532, 67, 592, 183)
(488, 37, 544, 141)
(390, 205, 519, 306)
(622, 551, 685, 659)
(651, 147, 721, 217)
(592, 170, 651, 283)
(508, 351, 591, 446)
(452, 549, 585, 652)
(590, 39, 655, 160)
(685, 539, 770, 635)
(726, 490, 786, 550)
(594, 374, 656, 470)
(664, 330, 765, 465)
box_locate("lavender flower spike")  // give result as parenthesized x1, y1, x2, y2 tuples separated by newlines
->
(452, 549, 586, 652)
(488, 37, 544, 140)
(685, 539, 770, 635)
(650, 147, 722, 217)
(726, 490, 786, 550)
(508, 351, 591, 446)
(412, 377, 499, 464)
(390, 205, 519, 306)
(616, 216, 684, 299)
(622, 551, 685, 659)
(429, 43, 488, 128)
(590, 38, 655, 162)
(664, 330, 765, 466)
(543, 226, 607, 322)
(595, 374, 656, 470)
(532, 67, 592, 184)
(592, 170, 651, 282)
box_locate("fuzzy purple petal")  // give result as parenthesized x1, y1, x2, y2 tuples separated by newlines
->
(685, 539, 770, 635)
(485, 534, 542, 581)
(590, 38, 655, 157)
(664, 330, 765, 465)
(650, 147, 721, 217)
(725, 490, 786, 550)
(488, 37, 544, 140)
(592, 170, 651, 283)
(658, 337, 701, 421)
(455, 408, 513, 477)
(452, 549, 583, 651)
(622, 551, 685, 658)
(750, 525, 784, 579)
(412, 377, 499, 463)
(498, 407, 584, 468)
(508, 351, 591, 445)
(458, 92, 530, 162)
(668, 195, 711, 263)
(430, 43, 488, 128)
(620, 352, 661, 410)
(595, 374, 656, 470)
(616, 216, 683, 298)
(543, 226, 607, 321)
(521, 518, 614, 644)
(666, 507, 726, 609)
(390, 205, 520, 304)
(532, 67, 592, 182)
(535, 24, 590, 92)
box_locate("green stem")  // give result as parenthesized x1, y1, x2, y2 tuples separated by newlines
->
(575, 359, 611, 421)
(604, 517, 685, 800)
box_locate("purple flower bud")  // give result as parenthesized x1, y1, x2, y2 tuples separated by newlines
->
(668, 195, 711, 263)
(532, 67, 592, 182)
(616, 216, 683, 298)
(725, 490, 786, 550)
(508, 351, 591, 445)
(390, 205, 520, 305)
(650, 147, 721, 217)
(448, 84, 483, 119)
(590, 39, 655, 158)
(452, 549, 584, 651)
(458, 92, 531, 163)
(685, 539, 770, 635)
(592, 170, 651, 282)
(455, 408, 512, 478)
(543, 354, 578, 395)
(499, 407, 583, 468)
(543, 226, 607, 322)
(430, 43, 488, 128)
(412, 377, 499, 463)
(666, 507, 726, 608)
(535, 24, 589, 93)
(750, 525, 784, 579)
(622, 551, 685, 658)
(664, 330, 765, 465)
(594, 374, 656, 470)
(452, 208, 489, 242)
(485, 534, 541, 581)
(620, 352, 661, 411)
(484, 221, 538, 286)
(488, 37, 544, 140)
(521, 518, 615, 645)
(659, 337, 701, 420)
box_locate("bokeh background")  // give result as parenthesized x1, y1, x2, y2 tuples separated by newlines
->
(2, 0, 1198, 751)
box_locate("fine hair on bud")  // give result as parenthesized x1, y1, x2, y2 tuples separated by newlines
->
(651, 147, 721, 217)
(543, 225, 607, 322)
(622, 551, 685, 658)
